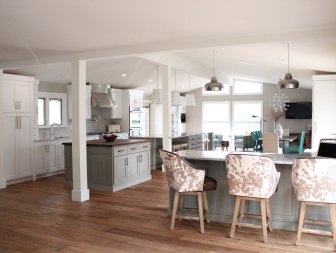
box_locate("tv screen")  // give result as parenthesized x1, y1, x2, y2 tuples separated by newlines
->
(285, 102, 312, 119)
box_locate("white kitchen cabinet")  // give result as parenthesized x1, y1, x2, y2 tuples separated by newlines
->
(2, 74, 34, 113)
(312, 75, 336, 149)
(3, 114, 33, 181)
(102, 88, 123, 119)
(129, 90, 143, 107)
(67, 84, 92, 119)
(113, 142, 151, 191)
(34, 142, 65, 177)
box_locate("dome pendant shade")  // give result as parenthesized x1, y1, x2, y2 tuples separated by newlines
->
(205, 76, 224, 91)
(278, 73, 299, 89)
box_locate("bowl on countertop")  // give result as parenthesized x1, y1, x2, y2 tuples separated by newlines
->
(102, 134, 118, 142)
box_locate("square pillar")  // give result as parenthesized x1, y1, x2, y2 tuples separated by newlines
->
(71, 60, 89, 202)
(0, 70, 6, 189)
(162, 65, 172, 151)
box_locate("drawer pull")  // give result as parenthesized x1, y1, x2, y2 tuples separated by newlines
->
(142, 146, 148, 148)
(118, 150, 124, 152)
(131, 148, 137, 150)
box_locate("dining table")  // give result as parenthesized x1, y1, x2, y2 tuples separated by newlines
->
(279, 135, 297, 153)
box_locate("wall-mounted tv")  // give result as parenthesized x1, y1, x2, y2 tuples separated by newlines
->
(285, 102, 312, 119)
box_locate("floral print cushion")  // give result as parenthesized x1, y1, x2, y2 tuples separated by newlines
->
(226, 154, 280, 198)
(292, 158, 336, 203)
(160, 150, 205, 192)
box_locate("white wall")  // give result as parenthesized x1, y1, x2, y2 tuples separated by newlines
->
(186, 83, 312, 135)
(38, 81, 67, 93)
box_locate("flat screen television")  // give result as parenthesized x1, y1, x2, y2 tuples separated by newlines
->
(285, 102, 312, 119)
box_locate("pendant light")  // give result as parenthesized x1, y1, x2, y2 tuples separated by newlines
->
(184, 73, 196, 107)
(204, 49, 224, 91)
(278, 43, 299, 89)
(171, 69, 181, 106)
(151, 64, 161, 104)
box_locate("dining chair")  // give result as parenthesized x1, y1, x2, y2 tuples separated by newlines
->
(292, 158, 336, 251)
(287, 131, 306, 155)
(263, 132, 282, 154)
(159, 149, 217, 233)
(251, 131, 263, 152)
(226, 154, 280, 243)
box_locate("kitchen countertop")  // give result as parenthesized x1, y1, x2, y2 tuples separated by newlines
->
(63, 138, 149, 147)
(130, 132, 211, 139)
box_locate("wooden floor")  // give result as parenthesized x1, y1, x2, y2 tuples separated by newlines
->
(0, 170, 333, 253)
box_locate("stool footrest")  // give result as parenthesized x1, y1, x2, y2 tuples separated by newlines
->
(304, 219, 331, 226)
(302, 228, 332, 237)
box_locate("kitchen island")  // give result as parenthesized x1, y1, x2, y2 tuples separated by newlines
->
(64, 139, 151, 192)
(171, 150, 329, 231)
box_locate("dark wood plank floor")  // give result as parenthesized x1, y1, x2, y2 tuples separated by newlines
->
(0, 170, 333, 252)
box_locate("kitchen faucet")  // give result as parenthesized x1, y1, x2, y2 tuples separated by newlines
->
(51, 123, 59, 139)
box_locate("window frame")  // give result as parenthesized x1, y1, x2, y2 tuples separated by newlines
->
(232, 79, 263, 95)
(38, 92, 67, 128)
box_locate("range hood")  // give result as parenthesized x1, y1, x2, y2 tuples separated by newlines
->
(90, 83, 114, 108)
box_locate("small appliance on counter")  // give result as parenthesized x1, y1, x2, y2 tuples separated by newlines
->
(107, 124, 121, 133)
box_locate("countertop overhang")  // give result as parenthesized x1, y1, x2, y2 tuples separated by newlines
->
(63, 139, 149, 147)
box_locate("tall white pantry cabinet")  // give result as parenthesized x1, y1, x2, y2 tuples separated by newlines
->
(2, 74, 35, 183)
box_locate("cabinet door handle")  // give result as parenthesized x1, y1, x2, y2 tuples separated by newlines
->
(16, 116, 19, 129)
(18, 101, 21, 110)
(142, 146, 148, 148)
(131, 148, 137, 150)
(125, 158, 128, 166)
(19, 116, 21, 129)
(140, 155, 142, 162)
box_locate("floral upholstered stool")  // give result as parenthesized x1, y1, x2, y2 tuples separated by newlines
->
(292, 158, 336, 251)
(160, 149, 217, 233)
(226, 154, 280, 243)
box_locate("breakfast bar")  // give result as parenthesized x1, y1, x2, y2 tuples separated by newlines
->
(170, 150, 330, 231)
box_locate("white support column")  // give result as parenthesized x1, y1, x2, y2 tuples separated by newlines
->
(71, 60, 89, 202)
(162, 65, 172, 151)
(0, 69, 6, 189)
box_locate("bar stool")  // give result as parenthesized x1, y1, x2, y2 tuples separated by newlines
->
(292, 158, 336, 251)
(226, 154, 280, 243)
(159, 149, 217, 233)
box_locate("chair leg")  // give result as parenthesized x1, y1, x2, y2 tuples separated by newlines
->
(202, 192, 210, 224)
(230, 196, 241, 239)
(330, 204, 336, 252)
(296, 202, 306, 246)
(238, 199, 245, 228)
(266, 199, 273, 232)
(197, 192, 204, 233)
(170, 191, 179, 230)
(178, 195, 184, 221)
(260, 199, 268, 243)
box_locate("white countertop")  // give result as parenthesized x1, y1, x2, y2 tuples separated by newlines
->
(176, 150, 314, 165)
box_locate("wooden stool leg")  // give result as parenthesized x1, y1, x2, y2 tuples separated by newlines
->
(202, 192, 210, 224)
(266, 199, 273, 232)
(197, 192, 204, 233)
(230, 196, 241, 239)
(170, 191, 179, 230)
(260, 199, 268, 243)
(238, 199, 245, 227)
(330, 204, 336, 252)
(178, 195, 184, 221)
(296, 202, 306, 246)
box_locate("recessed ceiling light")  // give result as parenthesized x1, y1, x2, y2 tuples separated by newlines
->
(148, 79, 152, 82)
(121, 73, 127, 77)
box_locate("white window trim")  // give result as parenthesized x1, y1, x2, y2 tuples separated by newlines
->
(38, 92, 67, 128)
(232, 79, 263, 95)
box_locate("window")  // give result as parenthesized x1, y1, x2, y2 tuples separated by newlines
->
(202, 101, 230, 138)
(38, 92, 67, 128)
(232, 101, 263, 135)
(233, 79, 263, 95)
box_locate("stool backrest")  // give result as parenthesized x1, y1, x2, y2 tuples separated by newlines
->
(159, 149, 205, 192)
(292, 158, 336, 203)
(226, 154, 280, 198)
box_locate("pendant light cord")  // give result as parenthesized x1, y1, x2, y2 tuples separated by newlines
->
(156, 64, 159, 89)
(175, 69, 177, 91)
(188, 72, 191, 93)
(213, 49, 215, 76)
(287, 43, 289, 73)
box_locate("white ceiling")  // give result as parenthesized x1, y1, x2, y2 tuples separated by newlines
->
(1, 0, 336, 96)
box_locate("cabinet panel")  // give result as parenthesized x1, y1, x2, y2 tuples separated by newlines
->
(127, 153, 139, 181)
(2, 82, 15, 113)
(56, 144, 65, 170)
(34, 145, 48, 175)
(3, 115, 18, 180)
(114, 155, 127, 185)
(48, 144, 57, 173)
(139, 151, 150, 176)
(15, 82, 33, 113)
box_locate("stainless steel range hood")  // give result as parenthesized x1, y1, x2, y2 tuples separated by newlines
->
(90, 83, 114, 108)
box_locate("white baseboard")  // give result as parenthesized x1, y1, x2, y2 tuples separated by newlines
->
(71, 189, 90, 202)
(0, 178, 6, 189)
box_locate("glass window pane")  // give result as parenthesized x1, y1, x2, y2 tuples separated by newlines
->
(203, 122, 230, 137)
(38, 98, 45, 126)
(203, 102, 229, 121)
(233, 122, 260, 135)
(233, 102, 262, 121)
(233, 79, 262, 94)
(49, 98, 62, 125)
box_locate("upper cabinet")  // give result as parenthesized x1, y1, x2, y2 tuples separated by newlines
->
(102, 88, 123, 119)
(127, 90, 143, 107)
(67, 84, 92, 119)
(2, 74, 34, 113)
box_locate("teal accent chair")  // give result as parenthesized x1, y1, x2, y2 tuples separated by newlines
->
(287, 131, 306, 155)
(251, 131, 263, 152)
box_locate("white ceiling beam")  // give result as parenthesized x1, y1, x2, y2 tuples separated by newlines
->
(1, 27, 335, 70)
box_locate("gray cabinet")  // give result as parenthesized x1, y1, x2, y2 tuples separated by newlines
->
(127, 153, 139, 181)
(113, 154, 127, 185)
